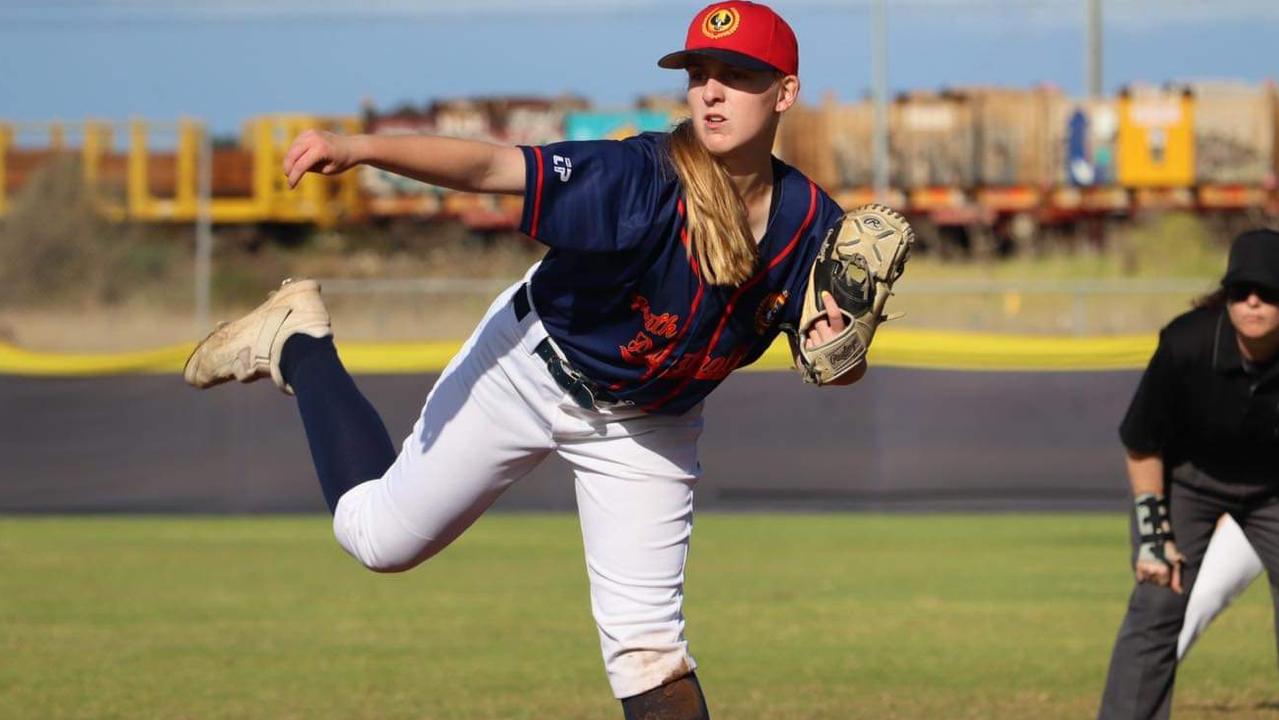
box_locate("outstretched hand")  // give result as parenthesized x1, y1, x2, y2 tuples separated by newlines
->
(282, 129, 360, 189)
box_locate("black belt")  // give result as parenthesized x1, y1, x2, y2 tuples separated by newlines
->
(512, 285, 620, 410)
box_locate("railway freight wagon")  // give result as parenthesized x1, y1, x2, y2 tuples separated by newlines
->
(0, 115, 361, 227)
(776, 82, 1279, 249)
(1110, 83, 1277, 214)
(0, 98, 673, 233)
(1188, 82, 1278, 208)
(781, 88, 1074, 224)
(2, 83, 1275, 241)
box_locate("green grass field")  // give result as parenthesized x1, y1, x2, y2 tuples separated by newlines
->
(2, 514, 1276, 719)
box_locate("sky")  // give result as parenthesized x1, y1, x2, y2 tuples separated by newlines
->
(1, 0, 1276, 136)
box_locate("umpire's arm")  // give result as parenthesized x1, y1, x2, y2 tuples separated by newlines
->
(1125, 450, 1184, 593)
(1125, 451, 1165, 499)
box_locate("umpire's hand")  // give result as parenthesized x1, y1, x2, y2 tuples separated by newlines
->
(1136, 540, 1185, 594)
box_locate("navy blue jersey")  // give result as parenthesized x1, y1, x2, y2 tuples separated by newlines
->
(519, 133, 844, 415)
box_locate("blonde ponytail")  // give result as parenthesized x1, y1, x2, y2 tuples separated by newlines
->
(667, 120, 757, 287)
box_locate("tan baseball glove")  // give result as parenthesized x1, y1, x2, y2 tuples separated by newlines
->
(782, 204, 915, 385)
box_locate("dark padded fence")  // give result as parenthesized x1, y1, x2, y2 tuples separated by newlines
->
(0, 368, 1136, 513)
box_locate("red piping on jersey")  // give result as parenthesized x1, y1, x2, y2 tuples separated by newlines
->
(642, 180, 819, 413)
(765, 181, 818, 272)
(639, 198, 704, 382)
(528, 147, 545, 240)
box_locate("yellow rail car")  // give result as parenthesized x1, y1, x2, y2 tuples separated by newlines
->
(0, 115, 363, 227)
(1110, 87, 1195, 189)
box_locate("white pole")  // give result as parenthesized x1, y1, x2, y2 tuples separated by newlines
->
(871, 0, 889, 201)
(1086, 0, 1102, 99)
(195, 124, 213, 332)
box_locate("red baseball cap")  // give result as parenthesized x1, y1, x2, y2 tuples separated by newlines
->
(658, 1, 799, 77)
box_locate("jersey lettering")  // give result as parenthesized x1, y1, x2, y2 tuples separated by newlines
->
(632, 294, 679, 339)
(618, 294, 681, 375)
(696, 346, 750, 381)
(553, 154, 572, 182)
(620, 331, 656, 366)
(663, 345, 750, 382)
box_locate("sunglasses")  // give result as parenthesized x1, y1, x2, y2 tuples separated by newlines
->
(1226, 282, 1279, 305)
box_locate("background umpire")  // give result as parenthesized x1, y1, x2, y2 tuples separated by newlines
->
(1099, 229, 1279, 719)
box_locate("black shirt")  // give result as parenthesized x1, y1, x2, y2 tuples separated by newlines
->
(1120, 306, 1279, 500)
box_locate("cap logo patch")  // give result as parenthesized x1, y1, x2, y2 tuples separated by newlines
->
(701, 7, 740, 40)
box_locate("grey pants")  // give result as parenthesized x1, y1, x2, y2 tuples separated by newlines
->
(1098, 481, 1279, 719)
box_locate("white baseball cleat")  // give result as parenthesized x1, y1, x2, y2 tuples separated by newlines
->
(183, 278, 332, 395)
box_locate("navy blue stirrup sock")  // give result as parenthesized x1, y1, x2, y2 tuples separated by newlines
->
(279, 334, 396, 514)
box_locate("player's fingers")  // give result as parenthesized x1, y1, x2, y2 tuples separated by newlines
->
(282, 138, 306, 175)
(805, 319, 826, 348)
(1136, 561, 1167, 586)
(1140, 562, 1161, 585)
(283, 131, 319, 175)
(286, 145, 312, 187)
(822, 292, 844, 333)
(1166, 543, 1186, 593)
(288, 146, 325, 188)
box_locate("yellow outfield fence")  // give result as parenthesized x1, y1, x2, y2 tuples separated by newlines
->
(0, 329, 1158, 377)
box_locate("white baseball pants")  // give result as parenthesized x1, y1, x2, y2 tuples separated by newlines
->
(331, 278, 704, 699)
(1177, 513, 1263, 660)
